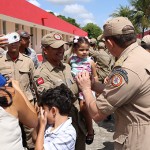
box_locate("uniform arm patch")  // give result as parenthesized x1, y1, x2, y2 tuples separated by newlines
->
(36, 77, 44, 86)
(111, 74, 123, 87)
(109, 67, 128, 87)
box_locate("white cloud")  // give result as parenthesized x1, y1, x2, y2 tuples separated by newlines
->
(54, 12, 60, 16)
(46, 0, 91, 5)
(63, 4, 95, 26)
(27, 0, 94, 26)
(46, 10, 60, 16)
(46, 0, 75, 5)
(83, 19, 95, 25)
(27, 0, 40, 7)
(64, 4, 87, 14)
(80, 13, 94, 20)
(77, 0, 91, 2)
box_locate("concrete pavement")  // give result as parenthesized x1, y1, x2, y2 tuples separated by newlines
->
(86, 119, 115, 150)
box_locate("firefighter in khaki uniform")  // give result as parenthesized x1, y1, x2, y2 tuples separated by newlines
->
(0, 32, 36, 150)
(63, 37, 73, 63)
(76, 17, 150, 150)
(34, 32, 86, 150)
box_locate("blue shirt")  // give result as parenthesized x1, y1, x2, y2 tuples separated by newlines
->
(44, 117, 76, 150)
(25, 47, 39, 69)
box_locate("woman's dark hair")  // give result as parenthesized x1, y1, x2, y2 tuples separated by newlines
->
(72, 37, 90, 52)
(39, 84, 75, 115)
(0, 88, 12, 107)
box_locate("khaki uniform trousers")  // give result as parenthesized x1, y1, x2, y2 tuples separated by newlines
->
(70, 105, 86, 150)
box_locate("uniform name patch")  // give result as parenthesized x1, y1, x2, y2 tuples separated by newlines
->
(36, 77, 44, 85)
(111, 74, 123, 87)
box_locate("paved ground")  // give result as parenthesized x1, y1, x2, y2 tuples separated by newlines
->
(86, 118, 115, 150)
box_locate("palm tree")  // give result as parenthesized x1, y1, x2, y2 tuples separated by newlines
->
(110, 0, 150, 36)
(129, 0, 150, 37)
(110, 5, 133, 20)
(110, 5, 139, 32)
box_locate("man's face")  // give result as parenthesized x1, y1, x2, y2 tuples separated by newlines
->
(7, 41, 20, 53)
(44, 45, 65, 63)
(20, 37, 30, 48)
(105, 38, 118, 57)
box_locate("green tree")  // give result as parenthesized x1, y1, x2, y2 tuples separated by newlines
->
(130, 0, 150, 37)
(110, 5, 141, 33)
(110, 0, 150, 36)
(48, 11, 55, 15)
(82, 23, 102, 39)
(58, 15, 80, 28)
(110, 5, 133, 20)
(48, 12, 81, 28)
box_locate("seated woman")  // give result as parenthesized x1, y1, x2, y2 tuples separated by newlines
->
(0, 70, 38, 150)
(35, 84, 76, 150)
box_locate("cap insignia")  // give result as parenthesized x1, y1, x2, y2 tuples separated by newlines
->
(54, 34, 61, 40)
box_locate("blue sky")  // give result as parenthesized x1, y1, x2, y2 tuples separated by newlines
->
(27, 0, 130, 29)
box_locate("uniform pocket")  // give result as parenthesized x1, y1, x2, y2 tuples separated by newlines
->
(19, 68, 30, 88)
(66, 78, 75, 88)
(114, 134, 129, 150)
(114, 134, 128, 144)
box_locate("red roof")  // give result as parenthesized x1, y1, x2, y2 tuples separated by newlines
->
(0, 0, 87, 36)
(137, 30, 150, 39)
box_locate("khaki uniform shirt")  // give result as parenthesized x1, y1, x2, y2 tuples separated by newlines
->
(34, 61, 87, 142)
(34, 61, 78, 97)
(0, 53, 35, 100)
(63, 47, 72, 63)
(0, 47, 6, 57)
(96, 42, 150, 150)
(89, 48, 112, 82)
(89, 47, 97, 62)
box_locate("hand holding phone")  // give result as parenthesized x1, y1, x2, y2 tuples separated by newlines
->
(0, 32, 20, 46)
(0, 34, 8, 47)
(4, 32, 20, 44)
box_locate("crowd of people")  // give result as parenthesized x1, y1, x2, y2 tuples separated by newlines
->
(0, 16, 150, 150)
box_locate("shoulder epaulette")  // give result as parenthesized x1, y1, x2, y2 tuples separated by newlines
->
(114, 55, 128, 67)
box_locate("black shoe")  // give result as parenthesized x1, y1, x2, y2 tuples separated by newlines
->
(85, 130, 95, 145)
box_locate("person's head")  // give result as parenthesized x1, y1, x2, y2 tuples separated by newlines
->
(0, 64, 13, 107)
(17, 30, 31, 48)
(98, 41, 105, 50)
(0, 87, 12, 107)
(41, 32, 67, 65)
(72, 36, 90, 59)
(90, 38, 97, 48)
(7, 32, 20, 54)
(103, 17, 136, 57)
(141, 35, 150, 51)
(67, 37, 73, 47)
(39, 84, 75, 125)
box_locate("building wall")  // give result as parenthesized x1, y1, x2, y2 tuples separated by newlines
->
(0, 18, 71, 61)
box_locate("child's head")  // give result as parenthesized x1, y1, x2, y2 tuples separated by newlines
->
(72, 36, 90, 58)
(40, 84, 75, 124)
